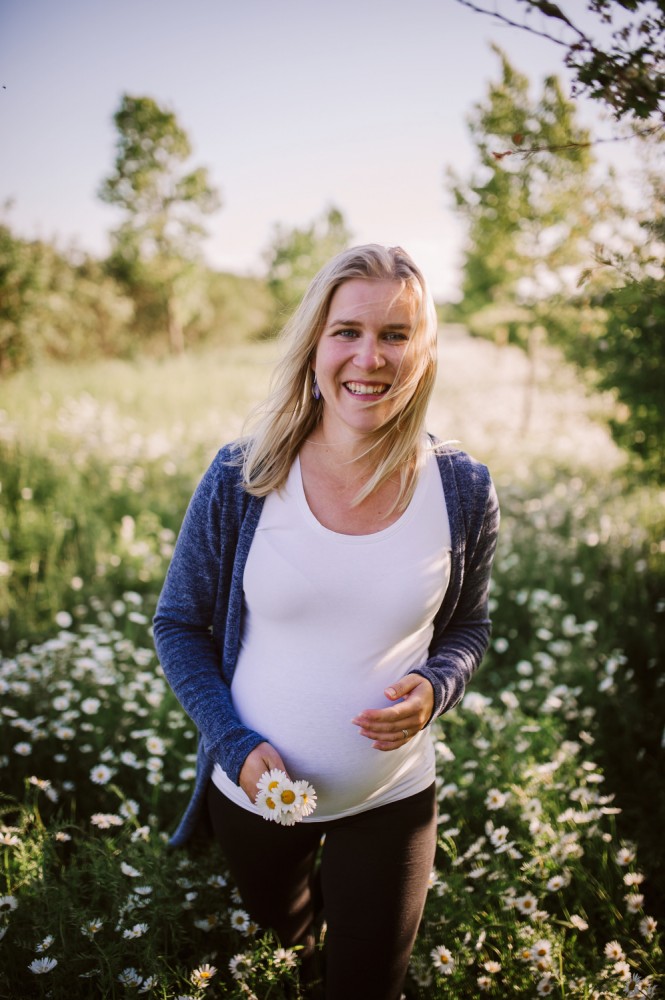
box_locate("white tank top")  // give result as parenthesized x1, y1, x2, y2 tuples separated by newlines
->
(212, 447, 452, 820)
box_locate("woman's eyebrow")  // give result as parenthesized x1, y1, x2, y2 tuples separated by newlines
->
(328, 319, 411, 330)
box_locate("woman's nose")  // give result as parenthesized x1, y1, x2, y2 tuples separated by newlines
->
(354, 336, 383, 370)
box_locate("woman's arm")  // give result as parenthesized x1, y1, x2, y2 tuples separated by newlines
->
(152, 452, 265, 784)
(413, 473, 500, 720)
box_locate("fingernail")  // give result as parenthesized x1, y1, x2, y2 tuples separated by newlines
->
(386, 687, 397, 699)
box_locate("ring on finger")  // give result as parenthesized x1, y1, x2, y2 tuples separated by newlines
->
(402, 728, 409, 739)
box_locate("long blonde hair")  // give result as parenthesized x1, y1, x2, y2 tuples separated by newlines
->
(241, 244, 438, 511)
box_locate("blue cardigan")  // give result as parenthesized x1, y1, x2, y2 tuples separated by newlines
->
(153, 440, 499, 846)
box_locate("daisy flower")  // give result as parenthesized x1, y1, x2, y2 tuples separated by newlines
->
(28, 957, 58, 974)
(190, 964, 217, 988)
(256, 768, 285, 794)
(194, 914, 219, 931)
(546, 873, 569, 891)
(229, 953, 253, 981)
(90, 763, 113, 785)
(36, 934, 54, 952)
(91, 812, 123, 829)
(293, 779, 317, 817)
(604, 940, 625, 961)
(118, 968, 142, 986)
(122, 922, 149, 939)
(477, 975, 492, 991)
(430, 945, 455, 974)
(624, 892, 644, 914)
(514, 892, 539, 917)
(613, 960, 631, 981)
(483, 960, 501, 973)
(255, 788, 281, 822)
(121, 862, 141, 877)
(485, 788, 507, 810)
(490, 825, 510, 849)
(273, 947, 297, 969)
(81, 917, 104, 938)
(639, 915, 657, 941)
(530, 940, 552, 962)
(0, 895, 18, 914)
(536, 975, 555, 995)
(569, 914, 588, 931)
(229, 952, 252, 979)
(230, 908, 251, 933)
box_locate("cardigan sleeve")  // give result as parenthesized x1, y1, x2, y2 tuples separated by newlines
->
(152, 451, 265, 784)
(412, 463, 500, 721)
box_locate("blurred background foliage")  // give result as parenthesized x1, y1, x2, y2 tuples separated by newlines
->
(2, 37, 663, 477)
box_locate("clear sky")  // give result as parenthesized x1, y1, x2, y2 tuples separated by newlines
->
(0, 0, 632, 299)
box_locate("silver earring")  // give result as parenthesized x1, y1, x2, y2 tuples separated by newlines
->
(312, 373, 321, 400)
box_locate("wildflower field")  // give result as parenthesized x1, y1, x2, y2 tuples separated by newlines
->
(1, 332, 663, 998)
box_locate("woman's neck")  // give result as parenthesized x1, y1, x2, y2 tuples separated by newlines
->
(302, 427, 380, 484)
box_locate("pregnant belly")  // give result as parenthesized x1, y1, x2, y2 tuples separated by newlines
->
(231, 661, 429, 817)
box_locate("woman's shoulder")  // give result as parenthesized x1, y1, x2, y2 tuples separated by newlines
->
(203, 438, 248, 481)
(189, 439, 251, 512)
(428, 435, 491, 484)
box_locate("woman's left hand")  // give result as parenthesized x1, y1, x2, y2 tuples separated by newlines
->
(351, 674, 435, 751)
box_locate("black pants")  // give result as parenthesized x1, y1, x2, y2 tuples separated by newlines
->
(207, 781, 437, 1000)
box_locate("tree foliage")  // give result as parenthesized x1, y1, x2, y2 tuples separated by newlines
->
(263, 205, 353, 328)
(0, 217, 134, 374)
(450, 47, 596, 336)
(562, 139, 665, 478)
(454, 0, 665, 122)
(99, 94, 221, 352)
(451, 46, 665, 476)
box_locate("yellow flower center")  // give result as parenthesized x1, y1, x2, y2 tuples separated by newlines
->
(281, 789, 296, 805)
(266, 796, 277, 810)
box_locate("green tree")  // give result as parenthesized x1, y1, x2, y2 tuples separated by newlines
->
(450, 47, 596, 322)
(0, 212, 134, 373)
(99, 94, 220, 353)
(449, 48, 599, 428)
(562, 134, 665, 477)
(263, 205, 352, 328)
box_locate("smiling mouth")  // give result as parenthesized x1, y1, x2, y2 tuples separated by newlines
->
(344, 381, 390, 396)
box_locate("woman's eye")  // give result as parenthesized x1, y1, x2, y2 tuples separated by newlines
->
(334, 328, 358, 338)
(384, 332, 409, 343)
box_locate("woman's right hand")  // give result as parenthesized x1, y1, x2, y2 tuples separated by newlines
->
(239, 742, 289, 803)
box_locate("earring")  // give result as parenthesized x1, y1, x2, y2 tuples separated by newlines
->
(311, 372, 321, 400)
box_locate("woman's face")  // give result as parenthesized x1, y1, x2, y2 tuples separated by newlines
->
(312, 278, 421, 445)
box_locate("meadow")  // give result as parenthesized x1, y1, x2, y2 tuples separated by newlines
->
(0, 330, 663, 998)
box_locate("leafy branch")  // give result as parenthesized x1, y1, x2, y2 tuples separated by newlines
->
(454, 0, 665, 121)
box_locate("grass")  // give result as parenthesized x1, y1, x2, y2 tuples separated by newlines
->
(0, 332, 663, 997)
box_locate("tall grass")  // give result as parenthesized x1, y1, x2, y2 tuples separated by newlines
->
(0, 334, 662, 997)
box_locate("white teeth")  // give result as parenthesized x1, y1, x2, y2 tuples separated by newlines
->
(345, 381, 388, 395)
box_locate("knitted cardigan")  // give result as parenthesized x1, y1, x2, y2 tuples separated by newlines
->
(153, 440, 500, 846)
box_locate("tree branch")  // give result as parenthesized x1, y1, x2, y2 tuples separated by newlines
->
(453, 0, 585, 47)
(491, 123, 664, 160)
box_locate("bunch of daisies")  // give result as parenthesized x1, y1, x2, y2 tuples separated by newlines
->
(255, 769, 317, 825)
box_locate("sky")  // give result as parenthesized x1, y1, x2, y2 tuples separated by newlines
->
(0, 0, 637, 300)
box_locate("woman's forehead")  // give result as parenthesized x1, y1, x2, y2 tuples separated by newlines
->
(326, 278, 416, 322)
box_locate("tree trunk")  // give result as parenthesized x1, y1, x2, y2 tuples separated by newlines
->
(166, 294, 185, 354)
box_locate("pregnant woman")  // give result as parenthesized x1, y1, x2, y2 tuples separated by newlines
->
(153, 244, 499, 999)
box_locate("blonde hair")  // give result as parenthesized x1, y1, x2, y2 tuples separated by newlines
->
(241, 244, 438, 512)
